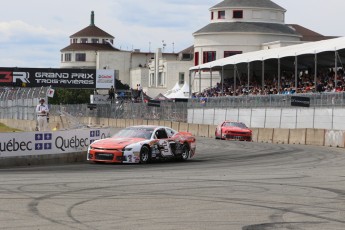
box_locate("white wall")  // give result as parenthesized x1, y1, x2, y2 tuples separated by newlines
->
(97, 51, 131, 85)
(188, 107, 345, 130)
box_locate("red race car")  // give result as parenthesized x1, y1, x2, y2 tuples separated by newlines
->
(87, 125, 196, 164)
(215, 121, 252, 141)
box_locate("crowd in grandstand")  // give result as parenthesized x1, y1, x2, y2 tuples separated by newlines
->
(193, 68, 345, 98)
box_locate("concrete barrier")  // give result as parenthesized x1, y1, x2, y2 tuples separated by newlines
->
(179, 122, 189, 132)
(273, 129, 290, 144)
(171, 122, 180, 131)
(0, 152, 87, 168)
(99, 118, 109, 127)
(325, 130, 345, 148)
(188, 123, 199, 136)
(125, 119, 134, 127)
(306, 129, 325, 146)
(289, 129, 306, 145)
(117, 119, 126, 128)
(198, 124, 209, 137)
(257, 128, 274, 143)
(251, 128, 259, 142)
(108, 118, 116, 127)
(164, 121, 172, 128)
(208, 125, 217, 138)
(147, 120, 154, 126)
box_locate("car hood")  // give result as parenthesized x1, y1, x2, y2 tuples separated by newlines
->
(222, 127, 251, 133)
(91, 137, 146, 149)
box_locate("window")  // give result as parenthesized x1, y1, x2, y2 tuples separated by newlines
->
(194, 52, 199, 66)
(211, 12, 214, 20)
(179, 72, 185, 85)
(182, 53, 193, 60)
(158, 72, 165, 86)
(75, 53, 86, 62)
(91, 38, 99, 43)
(81, 38, 88, 43)
(155, 129, 168, 139)
(203, 51, 216, 63)
(233, 10, 243, 19)
(61, 54, 63, 62)
(224, 51, 242, 58)
(150, 73, 155, 86)
(64, 53, 71, 62)
(166, 128, 176, 138)
(72, 38, 78, 43)
(218, 11, 225, 19)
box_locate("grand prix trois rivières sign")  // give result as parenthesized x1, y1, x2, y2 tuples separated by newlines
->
(0, 67, 115, 89)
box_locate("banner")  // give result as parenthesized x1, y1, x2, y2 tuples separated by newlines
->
(291, 96, 310, 107)
(95, 69, 115, 89)
(90, 94, 111, 104)
(0, 67, 97, 88)
(0, 128, 110, 158)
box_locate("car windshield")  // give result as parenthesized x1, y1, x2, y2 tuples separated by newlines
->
(113, 127, 154, 140)
(224, 122, 247, 129)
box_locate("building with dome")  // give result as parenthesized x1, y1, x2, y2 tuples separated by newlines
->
(59, 1, 335, 97)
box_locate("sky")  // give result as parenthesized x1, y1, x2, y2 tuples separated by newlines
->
(0, 0, 344, 68)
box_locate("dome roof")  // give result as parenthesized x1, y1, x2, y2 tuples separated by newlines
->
(211, 0, 285, 11)
(70, 25, 114, 38)
(194, 22, 300, 36)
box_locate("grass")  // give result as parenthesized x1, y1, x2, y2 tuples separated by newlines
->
(0, 123, 22, 132)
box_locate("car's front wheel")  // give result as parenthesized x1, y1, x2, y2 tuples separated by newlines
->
(140, 146, 150, 164)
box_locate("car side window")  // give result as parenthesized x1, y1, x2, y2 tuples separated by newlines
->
(166, 128, 176, 138)
(155, 129, 168, 139)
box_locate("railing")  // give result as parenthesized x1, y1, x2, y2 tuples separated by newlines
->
(188, 92, 345, 109)
(2, 87, 345, 127)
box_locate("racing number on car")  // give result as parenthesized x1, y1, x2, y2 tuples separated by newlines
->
(158, 140, 173, 156)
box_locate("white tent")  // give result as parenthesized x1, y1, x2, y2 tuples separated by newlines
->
(164, 82, 181, 96)
(166, 82, 190, 99)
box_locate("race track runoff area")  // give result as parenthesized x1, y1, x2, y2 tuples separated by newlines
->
(0, 137, 344, 230)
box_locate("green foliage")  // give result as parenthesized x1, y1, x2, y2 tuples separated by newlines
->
(48, 79, 130, 104)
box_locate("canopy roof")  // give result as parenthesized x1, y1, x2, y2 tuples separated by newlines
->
(190, 36, 345, 70)
(166, 82, 190, 99)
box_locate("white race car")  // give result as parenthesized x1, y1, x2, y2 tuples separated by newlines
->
(87, 125, 196, 163)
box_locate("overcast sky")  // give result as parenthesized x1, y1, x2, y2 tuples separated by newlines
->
(0, 0, 344, 68)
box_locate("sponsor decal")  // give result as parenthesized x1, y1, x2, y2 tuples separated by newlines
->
(291, 96, 310, 107)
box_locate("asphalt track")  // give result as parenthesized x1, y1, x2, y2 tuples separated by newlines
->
(0, 137, 345, 230)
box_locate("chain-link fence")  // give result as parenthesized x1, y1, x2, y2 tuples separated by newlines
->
(50, 100, 188, 122)
(2, 87, 345, 127)
(0, 87, 49, 120)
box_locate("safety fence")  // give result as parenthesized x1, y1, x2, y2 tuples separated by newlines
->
(189, 92, 345, 109)
(0, 87, 49, 120)
(2, 87, 345, 130)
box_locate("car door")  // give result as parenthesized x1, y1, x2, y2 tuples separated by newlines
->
(155, 128, 173, 157)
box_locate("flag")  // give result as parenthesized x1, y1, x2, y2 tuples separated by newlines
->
(47, 88, 55, 98)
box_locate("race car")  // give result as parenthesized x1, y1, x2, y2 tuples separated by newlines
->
(87, 125, 196, 164)
(215, 121, 252, 141)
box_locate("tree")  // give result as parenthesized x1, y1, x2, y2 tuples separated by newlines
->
(48, 79, 130, 104)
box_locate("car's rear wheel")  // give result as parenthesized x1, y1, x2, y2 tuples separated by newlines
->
(140, 146, 150, 163)
(179, 144, 189, 161)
